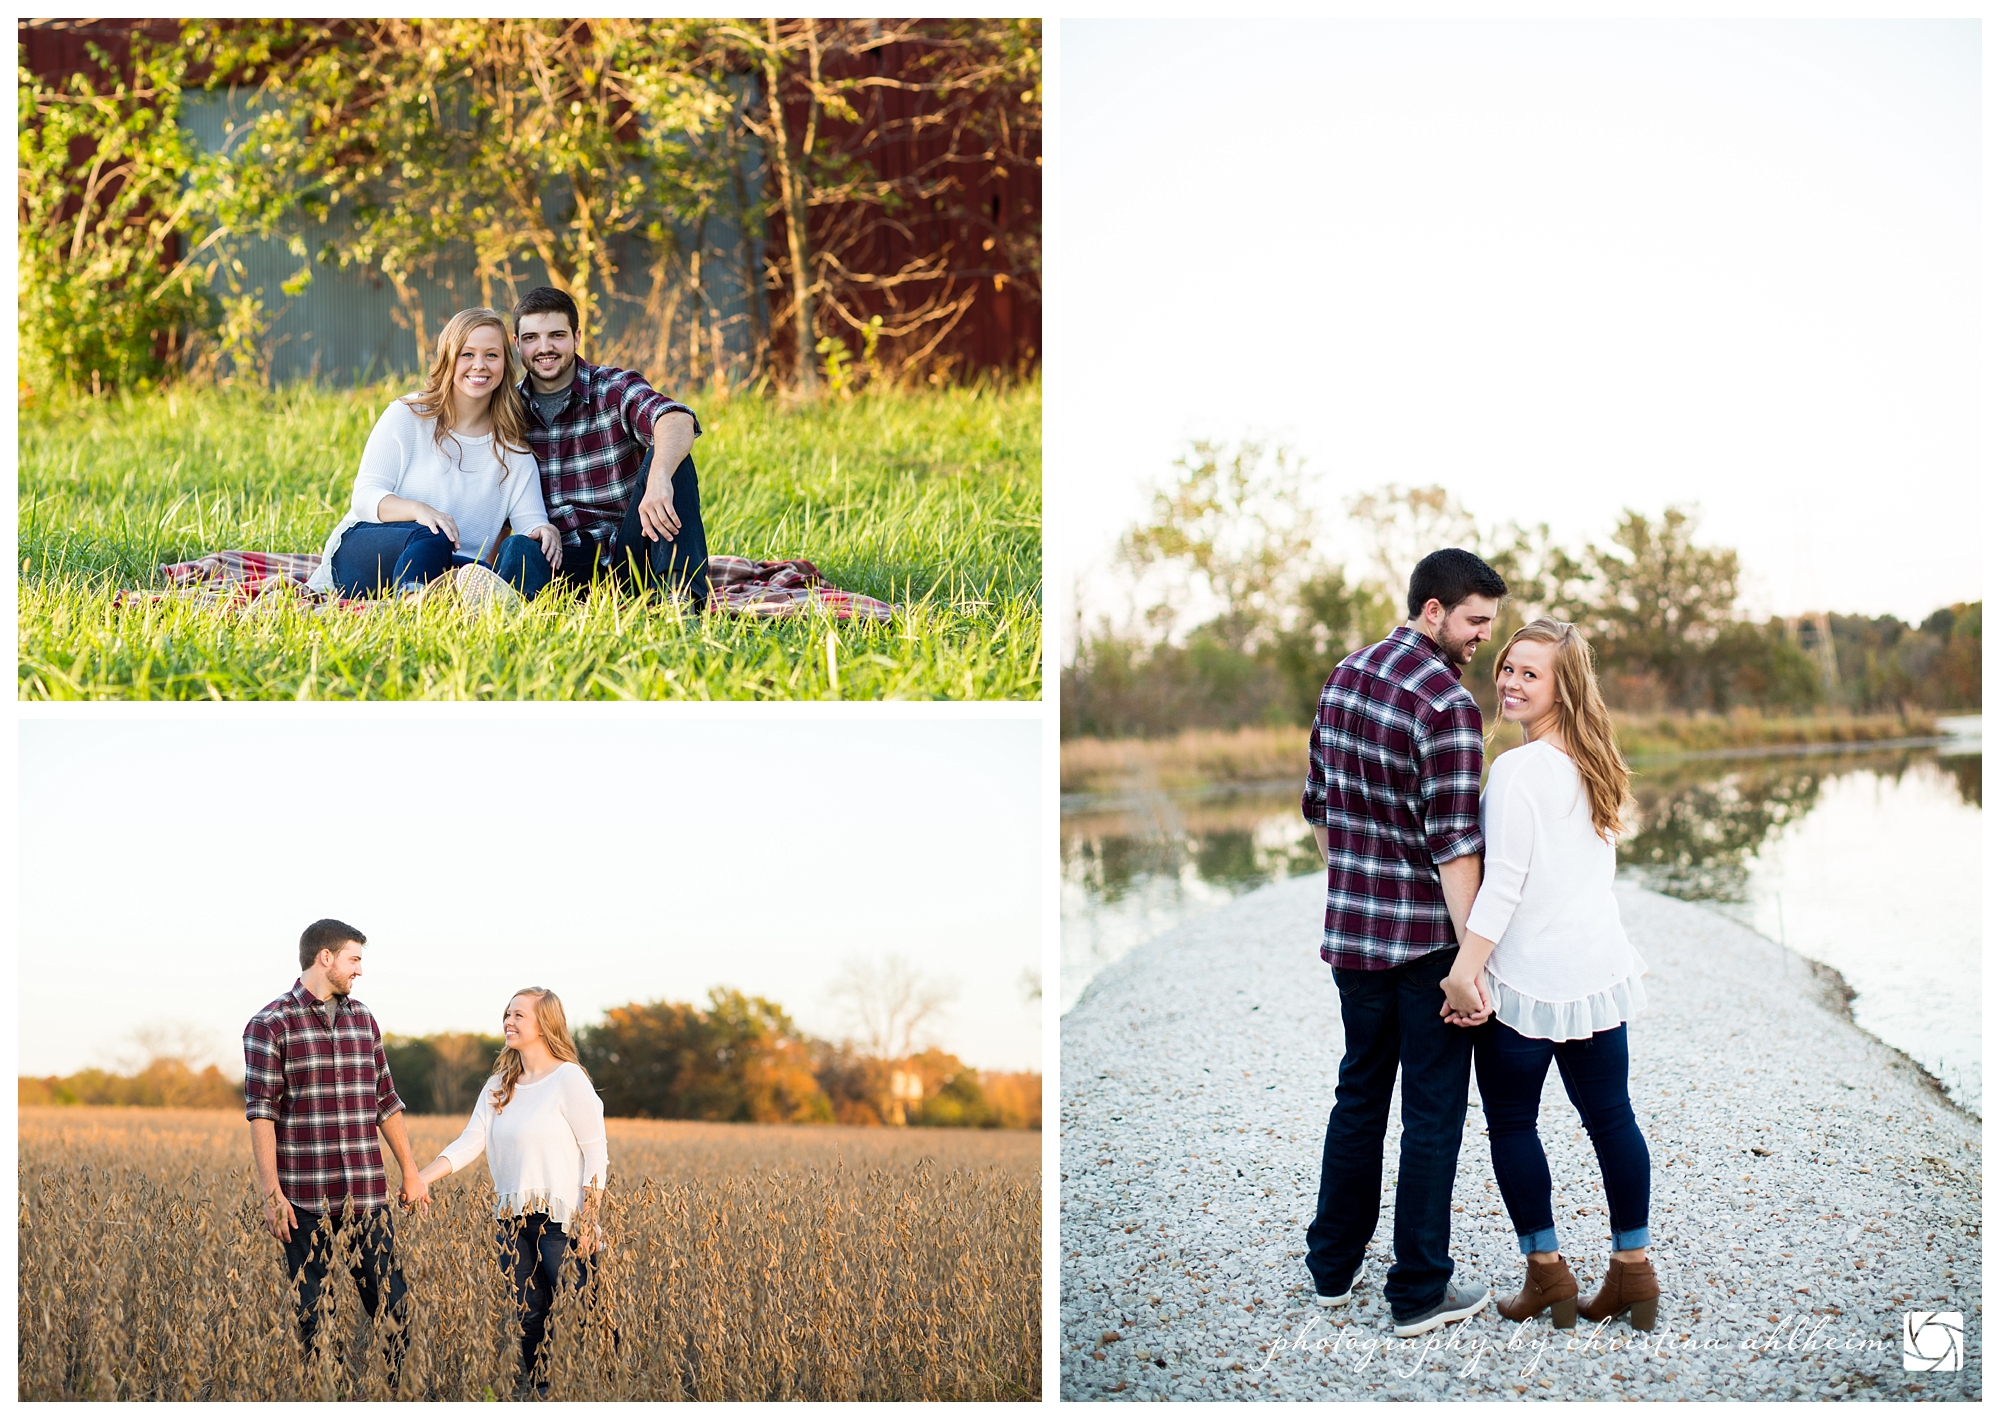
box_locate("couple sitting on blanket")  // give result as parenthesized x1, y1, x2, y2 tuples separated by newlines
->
(308, 286, 707, 608)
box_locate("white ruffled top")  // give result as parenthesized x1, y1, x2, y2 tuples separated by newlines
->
(438, 1062, 609, 1233)
(1465, 740, 1648, 1041)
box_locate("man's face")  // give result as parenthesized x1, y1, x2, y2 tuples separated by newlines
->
(321, 944, 364, 997)
(515, 312, 578, 391)
(1423, 594, 1500, 665)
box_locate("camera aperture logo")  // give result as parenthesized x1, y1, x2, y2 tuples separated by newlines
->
(1903, 1313, 1963, 1372)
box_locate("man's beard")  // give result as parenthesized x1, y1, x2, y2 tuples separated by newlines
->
(328, 975, 354, 997)
(1439, 629, 1482, 665)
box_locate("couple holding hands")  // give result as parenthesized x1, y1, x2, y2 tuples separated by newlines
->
(306, 286, 708, 609)
(1302, 549, 1659, 1338)
(244, 921, 606, 1397)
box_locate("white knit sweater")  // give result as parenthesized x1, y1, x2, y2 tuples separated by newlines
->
(439, 1062, 610, 1231)
(306, 397, 551, 592)
(1465, 740, 1649, 1041)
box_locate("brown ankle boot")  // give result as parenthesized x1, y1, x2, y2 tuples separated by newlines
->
(1495, 1255, 1579, 1327)
(1578, 1257, 1661, 1330)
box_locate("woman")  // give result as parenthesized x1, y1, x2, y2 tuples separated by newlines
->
(1439, 618, 1659, 1331)
(415, 989, 608, 1392)
(306, 308, 563, 602)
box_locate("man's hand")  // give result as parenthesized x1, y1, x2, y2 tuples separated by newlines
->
(262, 1186, 299, 1242)
(399, 1174, 431, 1213)
(530, 523, 563, 571)
(1439, 969, 1492, 1028)
(637, 473, 680, 542)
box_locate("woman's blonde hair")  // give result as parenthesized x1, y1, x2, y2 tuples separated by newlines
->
(1493, 618, 1631, 840)
(490, 988, 587, 1114)
(400, 308, 530, 479)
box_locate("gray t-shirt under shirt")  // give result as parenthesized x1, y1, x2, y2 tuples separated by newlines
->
(529, 387, 571, 428)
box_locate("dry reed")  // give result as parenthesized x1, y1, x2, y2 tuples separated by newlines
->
(18, 1108, 1040, 1401)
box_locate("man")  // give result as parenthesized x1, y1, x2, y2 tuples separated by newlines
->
(511, 286, 711, 605)
(243, 919, 428, 1382)
(1299, 547, 1508, 1338)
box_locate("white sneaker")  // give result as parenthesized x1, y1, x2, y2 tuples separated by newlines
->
(455, 561, 524, 610)
(1313, 1258, 1368, 1306)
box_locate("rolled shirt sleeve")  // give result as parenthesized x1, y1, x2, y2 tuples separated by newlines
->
(371, 1020, 406, 1123)
(621, 381, 701, 447)
(242, 1015, 285, 1124)
(1417, 697, 1487, 865)
(1300, 713, 1331, 828)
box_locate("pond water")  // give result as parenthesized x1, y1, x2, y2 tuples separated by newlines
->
(1061, 717, 1982, 1116)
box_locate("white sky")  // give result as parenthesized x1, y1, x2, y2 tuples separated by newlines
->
(17, 715, 1043, 1079)
(1048, 19, 1981, 635)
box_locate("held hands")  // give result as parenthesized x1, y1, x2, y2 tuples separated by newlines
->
(399, 1172, 431, 1213)
(530, 523, 564, 571)
(637, 474, 681, 542)
(262, 1187, 298, 1242)
(1439, 970, 1492, 1028)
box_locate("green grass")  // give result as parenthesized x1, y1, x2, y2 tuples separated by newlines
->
(18, 380, 1041, 699)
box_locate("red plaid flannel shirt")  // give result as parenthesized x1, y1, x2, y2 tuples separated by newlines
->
(243, 980, 406, 1213)
(1301, 626, 1488, 971)
(520, 360, 700, 558)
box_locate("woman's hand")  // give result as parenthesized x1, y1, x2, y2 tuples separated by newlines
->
(530, 523, 563, 571)
(410, 503, 461, 548)
(1439, 970, 1491, 1027)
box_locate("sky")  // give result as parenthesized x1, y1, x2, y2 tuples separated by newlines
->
(1049, 19, 1981, 636)
(17, 715, 1043, 1079)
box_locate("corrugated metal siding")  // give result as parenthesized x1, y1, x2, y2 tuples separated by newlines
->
(178, 88, 759, 389)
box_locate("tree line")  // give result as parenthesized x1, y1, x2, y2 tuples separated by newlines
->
(1063, 443, 1980, 739)
(20, 18, 1040, 394)
(19, 987, 1040, 1130)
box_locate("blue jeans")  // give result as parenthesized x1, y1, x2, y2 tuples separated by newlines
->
(1306, 946, 1474, 1320)
(498, 1212, 601, 1382)
(555, 448, 710, 604)
(281, 1208, 409, 1385)
(1473, 1019, 1651, 1255)
(328, 521, 553, 599)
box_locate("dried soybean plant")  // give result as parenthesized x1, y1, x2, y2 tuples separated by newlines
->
(18, 1108, 1041, 1401)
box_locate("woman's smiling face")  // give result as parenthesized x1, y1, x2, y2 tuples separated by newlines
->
(502, 995, 542, 1051)
(453, 323, 509, 409)
(1496, 637, 1559, 727)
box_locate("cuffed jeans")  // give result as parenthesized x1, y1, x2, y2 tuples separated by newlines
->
(555, 448, 710, 605)
(281, 1207, 410, 1383)
(499, 1212, 602, 1383)
(327, 521, 553, 599)
(1473, 1019, 1652, 1255)
(1306, 945, 1474, 1320)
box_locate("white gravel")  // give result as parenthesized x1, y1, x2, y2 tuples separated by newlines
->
(1059, 877, 1982, 1401)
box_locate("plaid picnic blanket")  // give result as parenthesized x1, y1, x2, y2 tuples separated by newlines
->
(113, 550, 897, 622)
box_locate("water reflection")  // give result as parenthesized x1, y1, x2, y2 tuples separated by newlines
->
(1618, 747, 1981, 900)
(1063, 741, 1982, 1114)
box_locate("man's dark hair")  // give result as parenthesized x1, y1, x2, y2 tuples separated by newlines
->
(512, 286, 578, 338)
(300, 919, 366, 971)
(1407, 548, 1508, 619)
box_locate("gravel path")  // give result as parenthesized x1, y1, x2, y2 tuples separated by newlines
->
(1059, 877, 1982, 1401)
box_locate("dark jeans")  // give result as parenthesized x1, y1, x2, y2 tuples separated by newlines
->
(499, 1212, 601, 1383)
(1473, 1019, 1652, 1254)
(555, 448, 710, 605)
(328, 521, 553, 599)
(281, 1208, 410, 1383)
(1306, 946, 1474, 1320)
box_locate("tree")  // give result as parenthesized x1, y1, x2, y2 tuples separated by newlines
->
(1120, 440, 1321, 651)
(1580, 506, 1740, 707)
(18, 35, 218, 391)
(828, 953, 956, 1063)
(1344, 484, 1478, 607)
(577, 989, 830, 1122)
